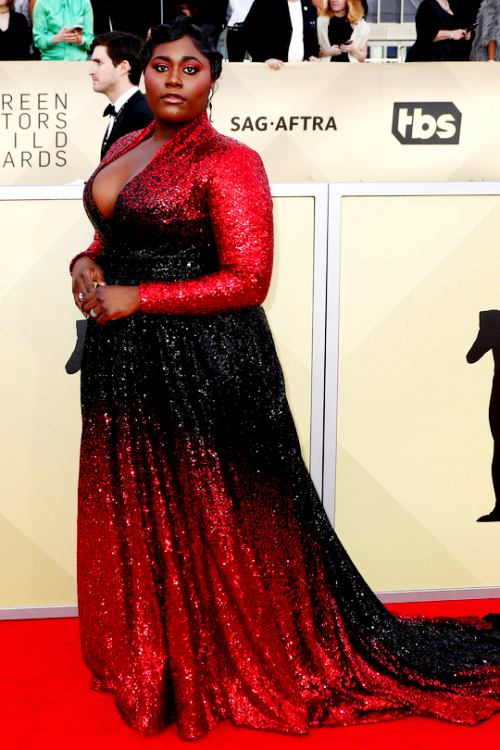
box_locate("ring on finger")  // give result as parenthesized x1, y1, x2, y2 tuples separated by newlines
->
(90, 309, 98, 318)
(78, 292, 83, 302)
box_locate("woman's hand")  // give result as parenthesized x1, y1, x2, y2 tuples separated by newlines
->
(450, 27, 467, 41)
(434, 28, 467, 42)
(72, 256, 105, 314)
(339, 41, 354, 54)
(265, 57, 284, 70)
(342, 42, 368, 61)
(320, 45, 341, 57)
(82, 285, 141, 324)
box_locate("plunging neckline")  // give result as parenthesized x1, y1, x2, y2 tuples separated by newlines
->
(90, 113, 212, 223)
(92, 160, 152, 225)
(91, 130, 160, 224)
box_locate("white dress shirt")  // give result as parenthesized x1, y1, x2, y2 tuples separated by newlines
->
(104, 86, 140, 141)
(287, 0, 305, 62)
(227, 0, 254, 26)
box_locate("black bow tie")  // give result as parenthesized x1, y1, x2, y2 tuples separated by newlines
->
(103, 104, 116, 117)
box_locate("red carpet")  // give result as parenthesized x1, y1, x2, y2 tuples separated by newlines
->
(3, 600, 500, 750)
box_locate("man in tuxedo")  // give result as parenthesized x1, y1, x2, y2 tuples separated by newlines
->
(89, 31, 153, 160)
(243, 0, 319, 68)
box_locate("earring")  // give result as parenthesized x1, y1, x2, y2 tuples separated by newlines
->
(207, 89, 213, 121)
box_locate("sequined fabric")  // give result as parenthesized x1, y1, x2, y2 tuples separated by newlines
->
(76, 114, 500, 740)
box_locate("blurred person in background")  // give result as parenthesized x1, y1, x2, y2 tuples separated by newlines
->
(471, 0, 500, 60)
(90, 0, 113, 34)
(14, 0, 29, 23)
(112, 0, 160, 39)
(226, 1, 253, 61)
(89, 31, 153, 158)
(317, 0, 369, 62)
(0, 0, 31, 58)
(33, 0, 93, 59)
(406, 0, 471, 61)
(243, 0, 319, 69)
(188, 0, 228, 46)
(91, 0, 160, 35)
(169, 3, 200, 21)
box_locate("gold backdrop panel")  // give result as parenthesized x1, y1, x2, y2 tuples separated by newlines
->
(266, 197, 314, 462)
(0, 195, 315, 609)
(0, 199, 94, 607)
(336, 194, 500, 592)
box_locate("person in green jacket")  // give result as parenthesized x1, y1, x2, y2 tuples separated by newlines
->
(33, 0, 93, 60)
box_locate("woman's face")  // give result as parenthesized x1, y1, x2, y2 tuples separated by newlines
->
(144, 36, 214, 127)
(329, 0, 348, 15)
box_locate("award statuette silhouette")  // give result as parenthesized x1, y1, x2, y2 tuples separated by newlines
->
(467, 310, 500, 522)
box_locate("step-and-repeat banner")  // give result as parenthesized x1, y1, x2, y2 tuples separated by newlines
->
(1, 61, 500, 609)
(1, 61, 500, 185)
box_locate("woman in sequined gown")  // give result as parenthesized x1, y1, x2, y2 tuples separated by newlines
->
(70, 17, 500, 741)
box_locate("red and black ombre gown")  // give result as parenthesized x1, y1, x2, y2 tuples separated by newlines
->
(75, 113, 500, 740)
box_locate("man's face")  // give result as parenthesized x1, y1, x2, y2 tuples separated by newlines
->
(89, 46, 121, 96)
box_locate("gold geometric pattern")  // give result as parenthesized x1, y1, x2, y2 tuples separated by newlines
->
(335, 195, 500, 591)
(0, 196, 315, 609)
(0, 200, 93, 608)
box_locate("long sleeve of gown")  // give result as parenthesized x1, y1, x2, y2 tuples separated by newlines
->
(139, 146, 274, 316)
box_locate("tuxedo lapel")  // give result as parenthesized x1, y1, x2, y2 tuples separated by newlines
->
(109, 94, 134, 139)
(101, 91, 140, 160)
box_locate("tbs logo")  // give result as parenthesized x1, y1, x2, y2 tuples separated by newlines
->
(392, 102, 461, 144)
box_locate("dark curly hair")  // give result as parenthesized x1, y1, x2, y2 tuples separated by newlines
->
(141, 17, 223, 81)
(91, 32, 144, 86)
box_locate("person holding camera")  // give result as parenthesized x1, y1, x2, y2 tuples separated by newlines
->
(317, 0, 369, 63)
(406, 0, 471, 62)
(33, 0, 93, 60)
